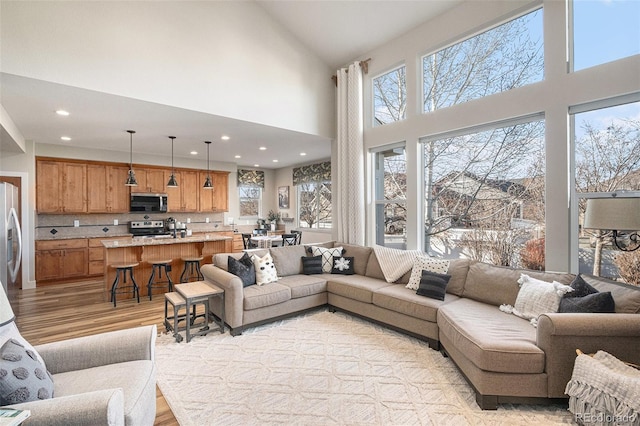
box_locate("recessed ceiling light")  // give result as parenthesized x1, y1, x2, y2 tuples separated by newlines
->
(190, 151, 198, 155)
(60, 136, 71, 141)
(56, 110, 70, 116)
(234, 155, 241, 159)
(259, 146, 267, 151)
(300, 152, 307, 156)
(221, 135, 230, 141)
(272, 159, 278, 163)
(254, 164, 260, 167)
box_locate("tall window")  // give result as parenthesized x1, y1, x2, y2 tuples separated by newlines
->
(294, 161, 332, 229)
(373, 145, 407, 249)
(572, 100, 640, 282)
(238, 187, 261, 218)
(572, 0, 640, 72)
(373, 65, 406, 126)
(422, 118, 545, 267)
(423, 8, 543, 112)
(237, 169, 264, 218)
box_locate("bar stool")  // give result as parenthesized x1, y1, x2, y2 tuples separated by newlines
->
(147, 259, 174, 301)
(180, 256, 204, 283)
(110, 262, 140, 307)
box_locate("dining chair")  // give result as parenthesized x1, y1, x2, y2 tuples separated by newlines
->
(292, 230, 302, 245)
(242, 233, 257, 249)
(282, 233, 297, 246)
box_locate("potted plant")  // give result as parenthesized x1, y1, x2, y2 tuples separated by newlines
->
(267, 210, 280, 231)
(256, 218, 266, 229)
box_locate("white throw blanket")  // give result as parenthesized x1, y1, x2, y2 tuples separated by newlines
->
(566, 350, 640, 426)
(372, 245, 423, 282)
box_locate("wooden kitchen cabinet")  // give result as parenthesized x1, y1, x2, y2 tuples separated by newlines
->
(87, 165, 129, 213)
(199, 171, 229, 212)
(88, 236, 129, 276)
(166, 170, 198, 212)
(135, 168, 166, 193)
(35, 239, 88, 282)
(36, 159, 87, 213)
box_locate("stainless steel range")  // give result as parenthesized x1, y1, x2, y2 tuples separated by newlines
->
(129, 220, 169, 237)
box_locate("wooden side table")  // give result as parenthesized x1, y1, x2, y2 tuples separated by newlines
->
(174, 281, 225, 343)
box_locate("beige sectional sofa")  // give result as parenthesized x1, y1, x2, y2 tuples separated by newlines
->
(200, 242, 640, 410)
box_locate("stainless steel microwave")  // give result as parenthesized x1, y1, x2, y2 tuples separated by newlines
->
(130, 193, 168, 213)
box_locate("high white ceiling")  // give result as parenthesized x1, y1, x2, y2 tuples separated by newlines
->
(1, 1, 461, 169)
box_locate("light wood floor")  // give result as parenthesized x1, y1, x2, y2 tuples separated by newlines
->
(8, 279, 179, 425)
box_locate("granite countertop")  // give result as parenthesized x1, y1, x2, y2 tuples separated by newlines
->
(102, 234, 232, 248)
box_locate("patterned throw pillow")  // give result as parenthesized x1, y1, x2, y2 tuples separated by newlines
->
(311, 246, 344, 273)
(331, 256, 355, 275)
(416, 270, 451, 301)
(251, 252, 278, 285)
(228, 253, 256, 287)
(500, 274, 574, 327)
(0, 338, 54, 405)
(301, 256, 323, 275)
(406, 255, 450, 290)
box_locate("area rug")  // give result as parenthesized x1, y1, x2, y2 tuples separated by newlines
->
(155, 309, 573, 425)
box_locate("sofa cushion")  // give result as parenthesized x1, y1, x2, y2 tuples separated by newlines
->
(438, 298, 545, 374)
(582, 274, 640, 314)
(373, 284, 457, 323)
(243, 283, 291, 310)
(277, 274, 328, 299)
(364, 251, 386, 281)
(461, 262, 574, 307)
(328, 275, 394, 304)
(227, 254, 256, 287)
(335, 243, 372, 276)
(52, 359, 154, 425)
(270, 245, 307, 276)
(0, 338, 54, 405)
(446, 259, 472, 296)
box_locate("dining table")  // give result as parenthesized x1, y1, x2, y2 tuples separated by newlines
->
(250, 235, 283, 248)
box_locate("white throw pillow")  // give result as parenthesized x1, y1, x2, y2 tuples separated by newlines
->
(252, 252, 278, 285)
(406, 255, 450, 290)
(311, 246, 344, 273)
(500, 274, 573, 327)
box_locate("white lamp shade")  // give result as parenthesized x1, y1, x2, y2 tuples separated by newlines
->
(0, 282, 16, 326)
(584, 198, 640, 231)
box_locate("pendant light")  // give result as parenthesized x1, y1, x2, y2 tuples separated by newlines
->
(166, 136, 178, 187)
(203, 141, 213, 189)
(125, 130, 138, 186)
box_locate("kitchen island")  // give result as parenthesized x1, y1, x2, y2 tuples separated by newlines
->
(102, 234, 233, 301)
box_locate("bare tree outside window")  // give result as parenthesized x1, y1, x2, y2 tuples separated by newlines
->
(298, 182, 332, 229)
(373, 66, 406, 126)
(574, 102, 640, 280)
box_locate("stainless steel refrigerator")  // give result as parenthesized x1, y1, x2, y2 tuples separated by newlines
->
(0, 183, 22, 292)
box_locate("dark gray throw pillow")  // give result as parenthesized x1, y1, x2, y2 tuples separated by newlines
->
(302, 255, 323, 275)
(416, 270, 451, 301)
(0, 338, 54, 405)
(331, 256, 355, 275)
(563, 274, 598, 298)
(559, 291, 615, 313)
(228, 253, 256, 287)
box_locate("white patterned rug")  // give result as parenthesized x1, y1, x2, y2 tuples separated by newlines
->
(155, 310, 574, 425)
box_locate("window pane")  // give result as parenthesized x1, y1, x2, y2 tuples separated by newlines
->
(423, 120, 545, 267)
(239, 187, 260, 217)
(374, 146, 407, 248)
(298, 182, 332, 229)
(373, 66, 406, 126)
(423, 9, 543, 112)
(573, 101, 640, 282)
(573, 0, 640, 71)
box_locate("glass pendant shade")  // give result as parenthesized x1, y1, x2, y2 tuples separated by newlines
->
(167, 136, 178, 187)
(203, 140, 213, 189)
(125, 130, 138, 186)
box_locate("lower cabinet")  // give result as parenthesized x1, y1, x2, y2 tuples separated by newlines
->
(35, 239, 88, 282)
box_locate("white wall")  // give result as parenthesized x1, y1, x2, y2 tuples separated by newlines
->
(0, 1, 335, 139)
(359, 0, 640, 272)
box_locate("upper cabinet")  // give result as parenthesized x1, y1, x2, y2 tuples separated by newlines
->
(199, 171, 229, 212)
(37, 159, 87, 213)
(36, 157, 229, 214)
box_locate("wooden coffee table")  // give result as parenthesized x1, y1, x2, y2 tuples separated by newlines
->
(174, 281, 225, 342)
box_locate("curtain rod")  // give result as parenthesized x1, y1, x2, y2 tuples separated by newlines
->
(331, 58, 371, 86)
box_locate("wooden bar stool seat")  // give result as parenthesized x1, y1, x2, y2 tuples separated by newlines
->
(180, 256, 204, 283)
(110, 262, 140, 307)
(147, 259, 174, 300)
